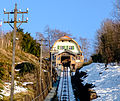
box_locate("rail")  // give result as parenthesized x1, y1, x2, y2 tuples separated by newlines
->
(58, 67, 75, 101)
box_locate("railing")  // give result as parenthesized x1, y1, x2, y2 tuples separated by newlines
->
(32, 84, 50, 101)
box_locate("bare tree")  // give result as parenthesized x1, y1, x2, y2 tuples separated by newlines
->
(113, 0, 120, 21)
(95, 19, 120, 64)
(44, 26, 53, 55)
(36, 32, 49, 58)
(36, 32, 45, 40)
(79, 37, 90, 62)
(44, 26, 72, 53)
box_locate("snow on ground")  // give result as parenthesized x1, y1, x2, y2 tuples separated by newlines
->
(22, 82, 33, 86)
(0, 81, 29, 97)
(79, 63, 120, 101)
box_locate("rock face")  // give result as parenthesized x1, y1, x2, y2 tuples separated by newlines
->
(89, 89, 97, 100)
(71, 70, 98, 101)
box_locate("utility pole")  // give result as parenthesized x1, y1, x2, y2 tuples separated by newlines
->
(39, 39, 47, 97)
(1, 29, 3, 49)
(50, 52, 52, 88)
(0, 20, 3, 48)
(39, 39, 43, 101)
(3, 4, 28, 101)
(50, 47, 57, 89)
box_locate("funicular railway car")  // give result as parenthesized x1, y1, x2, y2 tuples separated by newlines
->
(51, 36, 84, 71)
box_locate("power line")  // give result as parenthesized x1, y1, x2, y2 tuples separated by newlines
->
(3, 3, 28, 101)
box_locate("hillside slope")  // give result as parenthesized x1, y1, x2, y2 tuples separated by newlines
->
(0, 48, 51, 100)
(0, 48, 39, 64)
(79, 63, 120, 101)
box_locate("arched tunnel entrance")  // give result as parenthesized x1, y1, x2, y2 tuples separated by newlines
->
(61, 56, 71, 67)
(56, 51, 77, 71)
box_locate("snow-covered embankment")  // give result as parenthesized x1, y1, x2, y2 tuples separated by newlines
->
(79, 63, 120, 101)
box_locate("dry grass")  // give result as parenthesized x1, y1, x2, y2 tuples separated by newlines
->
(0, 48, 39, 100)
(3, 91, 34, 101)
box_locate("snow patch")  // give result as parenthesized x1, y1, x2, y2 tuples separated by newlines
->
(22, 82, 33, 86)
(79, 63, 120, 101)
(0, 81, 28, 97)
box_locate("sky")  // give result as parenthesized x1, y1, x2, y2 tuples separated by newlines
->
(0, 0, 114, 48)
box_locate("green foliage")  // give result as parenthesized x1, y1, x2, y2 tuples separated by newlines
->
(0, 67, 4, 98)
(0, 62, 4, 79)
(20, 27, 73, 58)
(91, 53, 103, 63)
(21, 32, 40, 57)
(15, 62, 36, 76)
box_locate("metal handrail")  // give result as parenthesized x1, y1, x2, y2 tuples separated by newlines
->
(32, 84, 50, 101)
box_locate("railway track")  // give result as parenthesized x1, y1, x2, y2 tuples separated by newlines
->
(57, 67, 75, 101)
